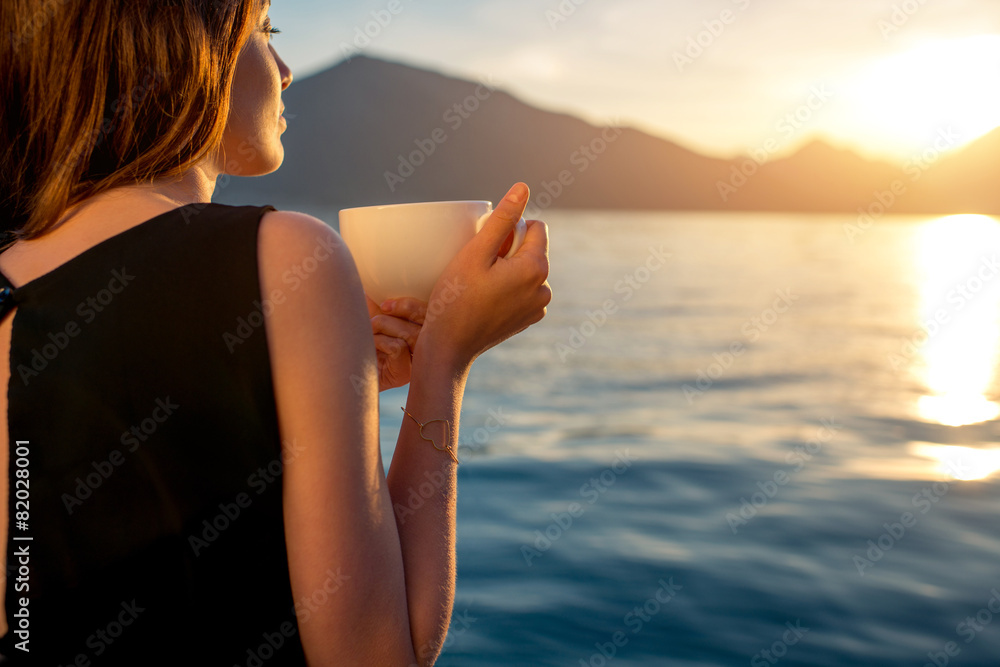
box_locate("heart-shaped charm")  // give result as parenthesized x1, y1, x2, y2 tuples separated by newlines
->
(417, 418, 451, 454)
(402, 408, 459, 464)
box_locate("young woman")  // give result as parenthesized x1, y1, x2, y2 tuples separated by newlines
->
(0, 1, 550, 664)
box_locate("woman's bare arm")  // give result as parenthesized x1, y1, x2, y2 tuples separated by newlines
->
(259, 210, 418, 664)
(258, 184, 550, 665)
(384, 185, 550, 663)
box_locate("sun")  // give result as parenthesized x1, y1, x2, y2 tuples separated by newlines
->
(842, 35, 1000, 159)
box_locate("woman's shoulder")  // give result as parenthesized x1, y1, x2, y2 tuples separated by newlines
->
(255, 208, 357, 291)
(256, 208, 339, 246)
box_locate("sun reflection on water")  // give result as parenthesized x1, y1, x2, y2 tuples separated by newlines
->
(910, 443, 1000, 481)
(914, 215, 1000, 427)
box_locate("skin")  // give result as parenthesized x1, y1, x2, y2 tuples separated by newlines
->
(0, 1, 551, 663)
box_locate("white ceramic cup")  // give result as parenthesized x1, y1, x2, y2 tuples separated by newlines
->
(339, 200, 527, 305)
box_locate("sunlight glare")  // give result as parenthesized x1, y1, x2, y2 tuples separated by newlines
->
(910, 442, 1000, 481)
(914, 215, 1000, 427)
(845, 35, 1000, 157)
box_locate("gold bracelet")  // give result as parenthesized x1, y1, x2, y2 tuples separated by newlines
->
(401, 407, 459, 464)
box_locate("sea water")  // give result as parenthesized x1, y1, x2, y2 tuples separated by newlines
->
(364, 210, 1000, 666)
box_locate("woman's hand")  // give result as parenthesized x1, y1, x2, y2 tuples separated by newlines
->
(414, 182, 551, 371)
(367, 295, 427, 391)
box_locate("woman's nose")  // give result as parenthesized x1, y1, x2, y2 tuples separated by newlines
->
(272, 45, 293, 90)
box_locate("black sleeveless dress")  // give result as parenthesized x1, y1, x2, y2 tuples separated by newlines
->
(0, 204, 308, 665)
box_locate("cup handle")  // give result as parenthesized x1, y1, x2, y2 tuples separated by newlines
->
(475, 214, 528, 259)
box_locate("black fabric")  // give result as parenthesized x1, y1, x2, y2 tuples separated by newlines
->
(0, 204, 308, 665)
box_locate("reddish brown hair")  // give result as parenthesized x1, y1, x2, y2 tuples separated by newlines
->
(0, 0, 260, 244)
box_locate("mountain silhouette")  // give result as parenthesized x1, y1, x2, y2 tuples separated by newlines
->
(904, 127, 1000, 214)
(214, 55, 1000, 216)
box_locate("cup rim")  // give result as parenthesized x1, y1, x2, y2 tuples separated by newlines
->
(339, 200, 492, 215)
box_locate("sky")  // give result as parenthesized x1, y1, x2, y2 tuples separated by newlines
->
(267, 0, 1000, 164)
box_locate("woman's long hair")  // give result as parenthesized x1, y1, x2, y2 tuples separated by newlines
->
(0, 0, 259, 245)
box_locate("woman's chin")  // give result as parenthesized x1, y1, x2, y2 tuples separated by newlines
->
(226, 150, 284, 179)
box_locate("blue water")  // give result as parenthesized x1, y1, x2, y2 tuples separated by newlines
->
(367, 210, 1000, 666)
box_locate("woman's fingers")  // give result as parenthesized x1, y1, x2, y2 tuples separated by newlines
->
(522, 220, 548, 253)
(373, 333, 409, 358)
(524, 220, 552, 284)
(368, 299, 426, 389)
(373, 333, 413, 391)
(371, 313, 422, 350)
(379, 298, 428, 325)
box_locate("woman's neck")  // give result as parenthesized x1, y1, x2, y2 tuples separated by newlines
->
(0, 161, 224, 281)
(60, 163, 219, 228)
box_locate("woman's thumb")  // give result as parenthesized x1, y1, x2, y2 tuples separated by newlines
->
(475, 183, 529, 257)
